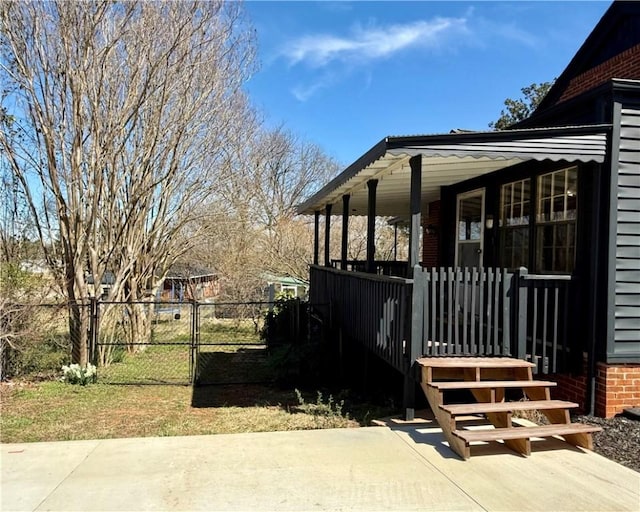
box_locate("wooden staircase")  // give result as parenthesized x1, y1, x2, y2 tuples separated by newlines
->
(417, 357, 601, 460)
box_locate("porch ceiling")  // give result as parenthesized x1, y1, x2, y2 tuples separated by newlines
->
(296, 125, 610, 217)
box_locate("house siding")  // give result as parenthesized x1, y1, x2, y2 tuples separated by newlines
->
(612, 106, 640, 360)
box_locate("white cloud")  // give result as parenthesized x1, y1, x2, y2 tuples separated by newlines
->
(291, 81, 327, 102)
(282, 17, 470, 68)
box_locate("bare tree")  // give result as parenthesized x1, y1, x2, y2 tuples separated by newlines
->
(0, 1, 256, 364)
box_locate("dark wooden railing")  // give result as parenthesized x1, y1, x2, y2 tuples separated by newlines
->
(414, 267, 513, 358)
(310, 265, 411, 372)
(310, 265, 578, 377)
(514, 269, 578, 375)
(330, 259, 409, 278)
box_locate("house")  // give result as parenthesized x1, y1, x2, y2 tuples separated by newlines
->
(297, 1, 639, 419)
(263, 273, 309, 300)
(159, 264, 219, 302)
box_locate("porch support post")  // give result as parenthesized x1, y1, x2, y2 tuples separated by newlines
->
(408, 155, 422, 276)
(324, 204, 332, 267)
(366, 179, 378, 273)
(313, 211, 320, 265)
(341, 194, 350, 270)
(394, 224, 398, 260)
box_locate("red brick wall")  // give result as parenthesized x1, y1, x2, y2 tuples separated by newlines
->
(556, 43, 640, 105)
(546, 361, 640, 418)
(595, 363, 640, 418)
(549, 373, 589, 413)
(422, 201, 440, 267)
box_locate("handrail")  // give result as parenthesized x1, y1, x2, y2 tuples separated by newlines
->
(309, 264, 413, 284)
(521, 274, 575, 281)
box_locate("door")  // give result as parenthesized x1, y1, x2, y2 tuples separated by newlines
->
(456, 189, 485, 268)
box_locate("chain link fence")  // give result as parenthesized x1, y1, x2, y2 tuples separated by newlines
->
(1, 302, 84, 381)
(2, 299, 324, 386)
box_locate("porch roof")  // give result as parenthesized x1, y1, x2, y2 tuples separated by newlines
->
(296, 124, 610, 216)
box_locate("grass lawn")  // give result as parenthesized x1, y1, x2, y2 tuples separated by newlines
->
(0, 382, 380, 443)
(2, 317, 397, 443)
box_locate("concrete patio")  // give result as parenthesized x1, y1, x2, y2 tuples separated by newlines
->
(2, 417, 638, 511)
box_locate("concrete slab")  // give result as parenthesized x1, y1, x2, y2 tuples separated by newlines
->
(387, 415, 640, 512)
(2, 423, 638, 512)
(2, 429, 482, 512)
(1, 440, 100, 511)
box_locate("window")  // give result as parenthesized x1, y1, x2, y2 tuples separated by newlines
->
(536, 167, 577, 273)
(500, 179, 530, 269)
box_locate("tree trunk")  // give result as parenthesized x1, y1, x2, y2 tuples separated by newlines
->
(68, 302, 88, 366)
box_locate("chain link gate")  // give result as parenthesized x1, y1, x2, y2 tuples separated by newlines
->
(93, 301, 196, 385)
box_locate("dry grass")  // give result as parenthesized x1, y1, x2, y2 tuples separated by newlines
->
(0, 382, 362, 443)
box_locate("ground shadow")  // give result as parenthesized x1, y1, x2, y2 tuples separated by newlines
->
(191, 345, 284, 408)
(385, 410, 587, 460)
(191, 382, 298, 409)
(195, 346, 272, 386)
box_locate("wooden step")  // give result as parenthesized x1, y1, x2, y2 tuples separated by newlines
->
(440, 400, 577, 416)
(453, 423, 602, 443)
(429, 380, 557, 390)
(417, 357, 535, 369)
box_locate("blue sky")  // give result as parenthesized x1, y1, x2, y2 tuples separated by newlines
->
(243, 1, 611, 167)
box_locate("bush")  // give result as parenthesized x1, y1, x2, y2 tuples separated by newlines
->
(3, 332, 71, 381)
(261, 298, 333, 387)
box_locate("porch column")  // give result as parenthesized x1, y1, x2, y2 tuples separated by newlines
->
(409, 154, 422, 275)
(341, 194, 350, 270)
(366, 179, 378, 273)
(313, 211, 320, 265)
(324, 203, 332, 267)
(394, 223, 398, 260)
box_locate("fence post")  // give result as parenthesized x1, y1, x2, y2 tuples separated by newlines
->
(514, 267, 528, 361)
(190, 299, 197, 384)
(403, 265, 424, 421)
(88, 297, 98, 365)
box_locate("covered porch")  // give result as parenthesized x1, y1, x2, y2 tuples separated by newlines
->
(297, 125, 610, 419)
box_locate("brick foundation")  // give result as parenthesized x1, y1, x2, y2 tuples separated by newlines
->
(546, 362, 640, 418)
(548, 372, 589, 414)
(595, 363, 640, 418)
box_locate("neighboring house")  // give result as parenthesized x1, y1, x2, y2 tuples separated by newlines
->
(263, 273, 309, 300)
(159, 264, 219, 302)
(87, 271, 116, 299)
(297, 1, 639, 418)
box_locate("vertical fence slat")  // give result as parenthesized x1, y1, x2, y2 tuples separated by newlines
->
(470, 268, 477, 355)
(479, 268, 485, 355)
(532, 285, 539, 372)
(486, 269, 493, 355)
(542, 287, 548, 374)
(447, 268, 453, 354)
(462, 268, 469, 355)
(493, 269, 502, 355)
(552, 286, 559, 373)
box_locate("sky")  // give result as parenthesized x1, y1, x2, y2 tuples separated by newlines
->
(243, 1, 611, 167)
